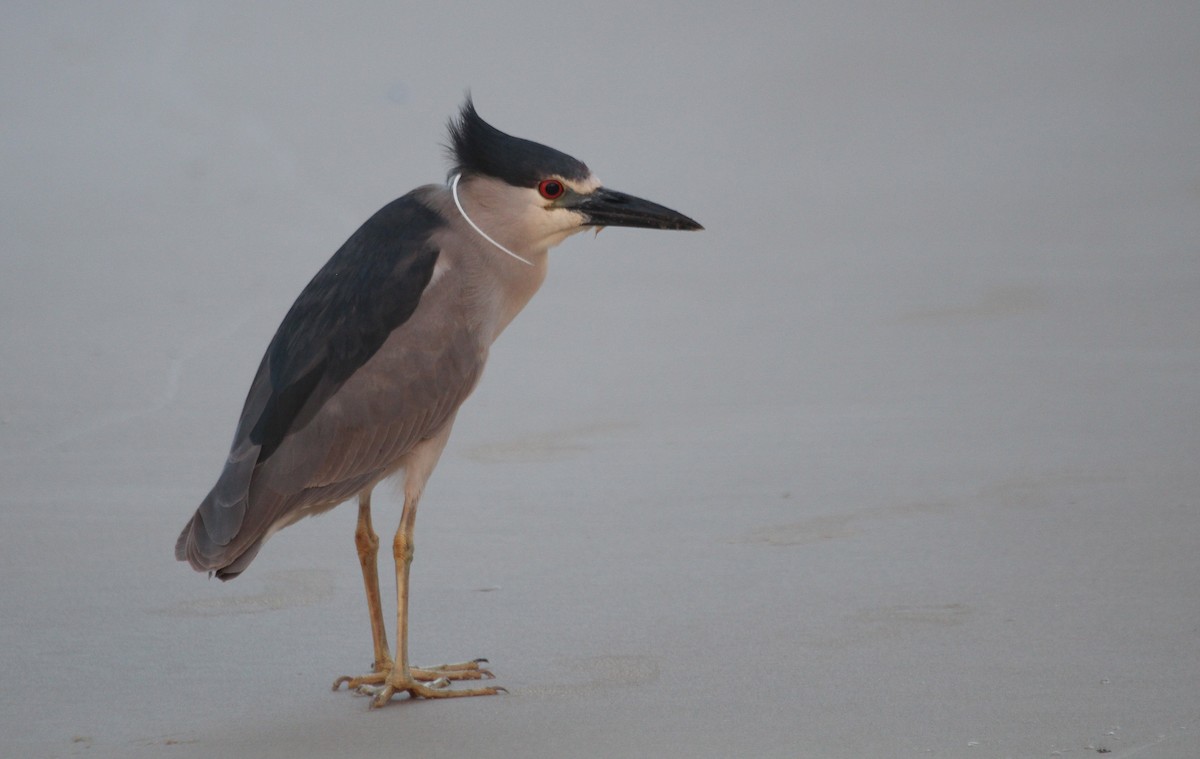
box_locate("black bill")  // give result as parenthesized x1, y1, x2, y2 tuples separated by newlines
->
(567, 187, 703, 231)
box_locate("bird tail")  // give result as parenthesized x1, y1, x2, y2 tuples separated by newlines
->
(175, 500, 266, 581)
(176, 442, 261, 580)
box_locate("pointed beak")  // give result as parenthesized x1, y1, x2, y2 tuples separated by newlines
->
(566, 187, 703, 231)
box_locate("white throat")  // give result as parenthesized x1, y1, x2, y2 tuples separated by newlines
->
(450, 173, 534, 267)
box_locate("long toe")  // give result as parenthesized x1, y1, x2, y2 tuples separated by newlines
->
(411, 659, 494, 681)
(332, 672, 386, 691)
(335, 661, 505, 708)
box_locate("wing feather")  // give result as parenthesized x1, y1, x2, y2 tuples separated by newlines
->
(176, 189, 460, 575)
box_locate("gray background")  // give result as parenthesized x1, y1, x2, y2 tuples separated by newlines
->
(3, 3, 1199, 757)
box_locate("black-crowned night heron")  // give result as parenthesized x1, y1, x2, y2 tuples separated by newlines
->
(176, 98, 702, 708)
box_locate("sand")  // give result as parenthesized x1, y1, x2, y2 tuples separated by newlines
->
(3, 3, 1199, 757)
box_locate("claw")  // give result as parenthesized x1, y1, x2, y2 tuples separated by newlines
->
(368, 684, 396, 709)
(333, 672, 385, 691)
(334, 659, 504, 707)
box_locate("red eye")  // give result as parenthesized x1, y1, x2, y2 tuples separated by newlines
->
(538, 179, 565, 200)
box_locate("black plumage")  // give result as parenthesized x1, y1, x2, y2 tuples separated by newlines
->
(447, 97, 590, 187)
(176, 192, 444, 574)
(248, 194, 443, 461)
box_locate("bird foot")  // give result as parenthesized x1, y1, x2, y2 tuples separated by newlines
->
(332, 659, 503, 708)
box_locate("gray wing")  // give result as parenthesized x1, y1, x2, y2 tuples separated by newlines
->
(176, 190, 479, 578)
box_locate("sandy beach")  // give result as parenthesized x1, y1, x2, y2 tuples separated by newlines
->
(3, 4, 1199, 757)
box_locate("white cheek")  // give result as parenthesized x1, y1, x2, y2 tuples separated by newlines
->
(537, 208, 588, 245)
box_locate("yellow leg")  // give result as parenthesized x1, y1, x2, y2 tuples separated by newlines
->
(331, 489, 494, 696)
(331, 492, 392, 691)
(331, 486, 501, 705)
(333, 424, 502, 707)
(359, 489, 503, 707)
